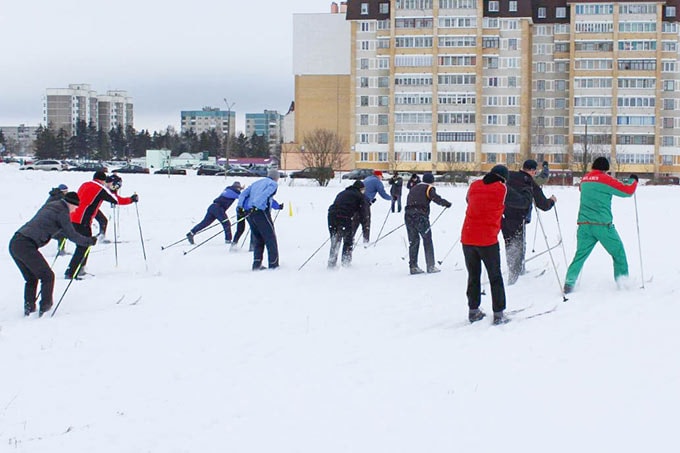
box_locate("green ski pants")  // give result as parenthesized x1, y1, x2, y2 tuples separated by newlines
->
(565, 223, 629, 287)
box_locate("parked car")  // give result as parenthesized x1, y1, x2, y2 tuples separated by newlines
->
(645, 176, 680, 186)
(434, 172, 469, 184)
(113, 164, 150, 174)
(218, 167, 259, 177)
(19, 159, 67, 171)
(154, 166, 187, 175)
(341, 168, 374, 180)
(69, 162, 109, 173)
(289, 167, 335, 180)
(196, 164, 226, 176)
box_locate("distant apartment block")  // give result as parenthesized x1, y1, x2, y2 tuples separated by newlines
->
(180, 107, 236, 137)
(0, 124, 39, 154)
(245, 110, 283, 154)
(43, 83, 133, 135)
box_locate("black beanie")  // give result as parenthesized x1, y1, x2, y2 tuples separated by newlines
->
(352, 180, 365, 190)
(423, 172, 435, 184)
(592, 157, 610, 171)
(93, 170, 107, 181)
(63, 191, 80, 206)
(490, 165, 509, 182)
(523, 159, 538, 171)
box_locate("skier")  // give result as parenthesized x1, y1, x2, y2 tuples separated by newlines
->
(533, 161, 551, 186)
(564, 157, 638, 293)
(327, 180, 369, 268)
(9, 192, 96, 316)
(388, 171, 404, 213)
(237, 169, 284, 270)
(405, 172, 451, 275)
(186, 181, 243, 245)
(406, 173, 421, 190)
(461, 165, 509, 325)
(64, 171, 138, 280)
(351, 170, 391, 243)
(502, 159, 557, 285)
(44, 183, 70, 255)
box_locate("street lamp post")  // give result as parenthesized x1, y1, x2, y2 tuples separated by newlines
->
(223, 98, 235, 179)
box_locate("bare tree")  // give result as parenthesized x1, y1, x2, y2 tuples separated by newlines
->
(300, 128, 346, 186)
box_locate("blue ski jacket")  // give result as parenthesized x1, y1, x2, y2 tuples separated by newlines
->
(238, 178, 279, 211)
(363, 175, 391, 203)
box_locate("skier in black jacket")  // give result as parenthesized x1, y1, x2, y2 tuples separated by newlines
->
(502, 159, 557, 284)
(327, 180, 368, 268)
(405, 172, 451, 275)
(9, 192, 96, 316)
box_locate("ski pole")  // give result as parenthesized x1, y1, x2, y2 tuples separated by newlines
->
(298, 236, 332, 271)
(51, 246, 92, 317)
(531, 214, 539, 252)
(373, 205, 392, 247)
(368, 223, 405, 247)
(633, 192, 645, 289)
(134, 200, 148, 270)
(50, 238, 66, 268)
(553, 205, 569, 267)
(186, 213, 250, 256)
(424, 206, 448, 235)
(536, 206, 568, 302)
(437, 238, 460, 266)
(161, 214, 237, 250)
(113, 205, 119, 267)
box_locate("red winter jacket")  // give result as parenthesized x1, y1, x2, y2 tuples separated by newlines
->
(70, 180, 133, 226)
(461, 174, 507, 246)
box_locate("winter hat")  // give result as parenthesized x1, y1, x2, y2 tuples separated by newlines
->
(57, 184, 68, 192)
(423, 172, 435, 184)
(106, 174, 123, 190)
(93, 170, 107, 181)
(63, 191, 80, 206)
(267, 168, 280, 181)
(522, 159, 538, 171)
(490, 164, 509, 182)
(231, 181, 243, 190)
(592, 156, 610, 171)
(352, 180, 365, 190)
(373, 170, 383, 178)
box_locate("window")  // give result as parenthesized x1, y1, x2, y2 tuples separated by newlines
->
(360, 58, 369, 70)
(361, 3, 369, 15)
(378, 96, 389, 107)
(360, 77, 369, 88)
(380, 2, 389, 14)
(538, 7, 547, 18)
(556, 7, 566, 18)
(668, 6, 677, 17)
(509, 1, 517, 12)
(360, 96, 369, 106)
(664, 80, 675, 91)
(378, 114, 389, 125)
(488, 1, 499, 12)
(360, 114, 369, 126)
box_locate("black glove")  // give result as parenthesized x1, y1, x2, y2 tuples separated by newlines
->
(443, 201, 452, 208)
(237, 207, 246, 216)
(130, 194, 139, 203)
(90, 236, 98, 246)
(629, 174, 639, 182)
(277, 203, 284, 210)
(371, 198, 377, 204)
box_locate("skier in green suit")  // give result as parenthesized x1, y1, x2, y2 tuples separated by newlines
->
(564, 157, 638, 293)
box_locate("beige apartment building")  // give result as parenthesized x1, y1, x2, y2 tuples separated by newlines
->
(291, 0, 680, 175)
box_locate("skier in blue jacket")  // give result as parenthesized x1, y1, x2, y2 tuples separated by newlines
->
(352, 170, 391, 243)
(186, 182, 243, 244)
(237, 169, 284, 270)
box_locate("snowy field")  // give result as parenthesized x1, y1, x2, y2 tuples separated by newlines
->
(0, 164, 677, 452)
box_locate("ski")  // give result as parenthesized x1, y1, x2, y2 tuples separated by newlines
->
(517, 305, 559, 320)
(115, 295, 125, 304)
(129, 296, 142, 306)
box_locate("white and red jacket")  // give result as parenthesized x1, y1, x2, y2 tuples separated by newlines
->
(70, 180, 133, 226)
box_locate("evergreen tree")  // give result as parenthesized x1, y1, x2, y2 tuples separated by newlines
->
(133, 129, 152, 157)
(55, 128, 69, 159)
(109, 124, 126, 158)
(33, 125, 57, 159)
(69, 120, 89, 159)
(250, 133, 269, 158)
(231, 133, 248, 157)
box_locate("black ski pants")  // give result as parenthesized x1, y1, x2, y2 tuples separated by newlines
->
(191, 203, 231, 241)
(328, 213, 354, 267)
(66, 223, 92, 278)
(232, 209, 247, 245)
(351, 201, 371, 243)
(405, 212, 435, 270)
(9, 233, 54, 313)
(501, 216, 526, 285)
(462, 243, 506, 314)
(246, 209, 279, 269)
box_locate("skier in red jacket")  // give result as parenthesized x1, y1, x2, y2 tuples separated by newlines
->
(461, 165, 509, 325)
(64, 171, 138, 279)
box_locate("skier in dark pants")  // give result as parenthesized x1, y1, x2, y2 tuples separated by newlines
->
(501, 159, 556, 285)
(9, 192, 96, 316)
(186, 181, 243, 245)
(231, 206, 248, 250)
(237, 170, 284, 270)
(405, 172, 451, 275)
(461, 165, 509, 325)
(351, 170, 391, 243)
(388, 171, 404, 213)
(327, 180, 368, 268)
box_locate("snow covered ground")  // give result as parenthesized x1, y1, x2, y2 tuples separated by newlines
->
(0, 164, 677, 452)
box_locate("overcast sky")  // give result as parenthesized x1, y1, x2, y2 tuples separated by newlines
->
(0, 0, 328, 133)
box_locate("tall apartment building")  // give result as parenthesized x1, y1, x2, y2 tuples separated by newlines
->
(43, 84, 133, 135)
(336, 0, 680, 175)
(245, 110, 283, 154)
(0, 124, 39, 155)
(180, 107, 236, 137)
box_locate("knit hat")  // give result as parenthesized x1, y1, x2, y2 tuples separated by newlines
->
(423, 172, 435, 184)
(267, 168, 280, 181)
(523, 159, 538, 171)
(231, 181, 243, 190)
(373, 170, 383, 178)
(93, 170, 107, 181)
(352, 180, 365, 190)
(63, 191, 80, 206)
(490, 165, 509, 182)
(57, 184, 68, 191)
(592, 156, 610, 171)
